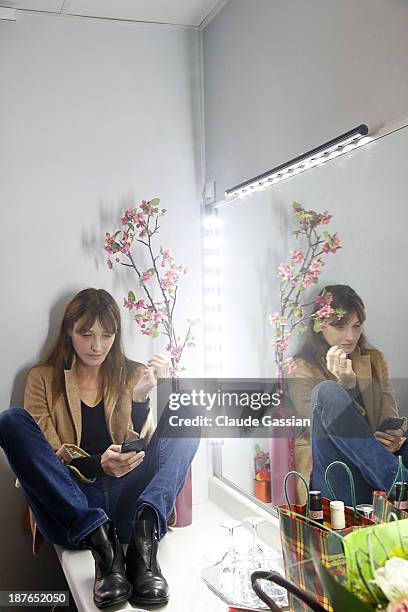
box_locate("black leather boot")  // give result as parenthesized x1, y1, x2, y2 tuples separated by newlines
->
(126, 516, 170, 606)
(84, 521, 132, 609)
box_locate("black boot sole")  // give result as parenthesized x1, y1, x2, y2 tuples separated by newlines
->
(94, 586, 133, 609)
(128, 593, 170, 607)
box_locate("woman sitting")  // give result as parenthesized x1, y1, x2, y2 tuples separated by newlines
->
(289, 284, 407, 505)
(0, 288, 199, 608)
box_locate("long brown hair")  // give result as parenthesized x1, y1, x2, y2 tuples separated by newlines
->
(295, 284, 367, 368)
(42, 288, 129, 405)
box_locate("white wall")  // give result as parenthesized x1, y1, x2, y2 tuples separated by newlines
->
(203, 0, 408, 199)
(0, 12, 203, 593)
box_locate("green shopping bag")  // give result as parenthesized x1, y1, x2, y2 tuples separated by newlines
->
(372, 456, 408, 523)
(279, 463, 374, 612)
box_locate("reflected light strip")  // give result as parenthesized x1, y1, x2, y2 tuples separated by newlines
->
(202, 210, 224, 375)
(224, 124, 370, 201)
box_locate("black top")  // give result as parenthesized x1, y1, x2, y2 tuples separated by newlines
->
(70, 399, 150, 479)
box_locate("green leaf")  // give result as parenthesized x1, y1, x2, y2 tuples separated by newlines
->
(112, 242, 121, 250)
(313, 320, 322, 332)
(313, 557, 373, 612)
(128, 290, 136, 301)
(151, 328, 160, 338)
(147, 268, 155, 275)
(114, 230, 121, 237)
(128, 223, 135, 231)
(149, 198, 160, 207)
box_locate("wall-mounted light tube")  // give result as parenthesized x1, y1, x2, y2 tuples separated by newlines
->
(224, 124, 369, 199)
(201, 210, 224, 375)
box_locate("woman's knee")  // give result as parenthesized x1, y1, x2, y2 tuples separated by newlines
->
(0, 407, 31, 436)
(311, 380, 349, 413)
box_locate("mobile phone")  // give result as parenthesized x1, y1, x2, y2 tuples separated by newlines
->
(377, 416, 407, 432)
(121, 437, 145, 453)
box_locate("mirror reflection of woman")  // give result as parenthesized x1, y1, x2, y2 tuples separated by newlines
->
(289, 285, 407, 505)
(0, 288, 199, 609)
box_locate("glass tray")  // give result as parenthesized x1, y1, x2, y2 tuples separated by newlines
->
(201, 558, 289, 611)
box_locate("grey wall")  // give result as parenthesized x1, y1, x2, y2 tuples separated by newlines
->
(203, 0, 408, 199)
(0, 12, 203, 596)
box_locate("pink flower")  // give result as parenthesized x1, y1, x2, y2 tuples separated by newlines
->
(140, 270, 154, 283)
(285, 357, 297, 374)
(121, 241, 131, 255)
(315, 304, 334, 319)
(134, 213, 146, 225)
(169, 346, 182, 358)
(107, 259, 113, 269)
(271, 337, 289, 352)
(135, 300, 145, 309)
(120, 209, 134, 225)
(302, 273, 315, 288)
(278, 263, 292, 279)
(161, 249, 172, 266)
(290, 249, 304, 263)
(388, 598, 408, 612)
(317, 212, 332, 225)
(104, 233, 120, 254)
(269, 312, 280, 324)
(322, 232, 342, 253)
(309, 258, 323, 277)
(316, 292, 333, 306)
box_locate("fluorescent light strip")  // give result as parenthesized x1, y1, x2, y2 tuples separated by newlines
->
(202, 211, 224, 375)
(224, 124, 369, 199)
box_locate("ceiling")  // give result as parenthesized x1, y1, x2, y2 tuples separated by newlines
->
(0, 0, 226, 27)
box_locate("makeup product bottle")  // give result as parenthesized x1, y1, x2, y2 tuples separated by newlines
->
(309, 491, 324, 524)
(395, 482, 408, 510)
(330, 500, 346, 530)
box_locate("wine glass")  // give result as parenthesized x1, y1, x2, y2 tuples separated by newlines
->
(243, 516, 265, 569)
(218, 519, 242, 571)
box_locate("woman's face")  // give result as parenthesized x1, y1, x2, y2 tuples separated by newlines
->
(321, 312, 363, 355)
(70, 318, 115, 368)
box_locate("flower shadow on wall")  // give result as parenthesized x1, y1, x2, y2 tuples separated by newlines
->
(104, 197, 199, 376)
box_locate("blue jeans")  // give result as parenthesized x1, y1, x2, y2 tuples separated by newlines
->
(310, 380, 408, 505)
(0, 407, 199, 546)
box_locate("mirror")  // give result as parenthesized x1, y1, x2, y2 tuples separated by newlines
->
(214, 124, 408, 508)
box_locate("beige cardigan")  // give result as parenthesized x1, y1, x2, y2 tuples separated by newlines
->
(24, 361, 155, 468)
(288, 347, 398, 504)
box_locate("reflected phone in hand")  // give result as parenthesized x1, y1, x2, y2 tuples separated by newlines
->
(377, 416, 407, 432)
(121, 437, 145, 453)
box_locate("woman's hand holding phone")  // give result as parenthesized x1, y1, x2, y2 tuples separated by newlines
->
(374, 416, 406, 452)
(326, 346, 356, 389)
(374, 430, 404, 452)
(100, 444, 144, 477)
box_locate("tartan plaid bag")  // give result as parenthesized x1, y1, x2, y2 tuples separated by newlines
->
(372, 455, 408, 522)
(279, 462, 375, 612)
